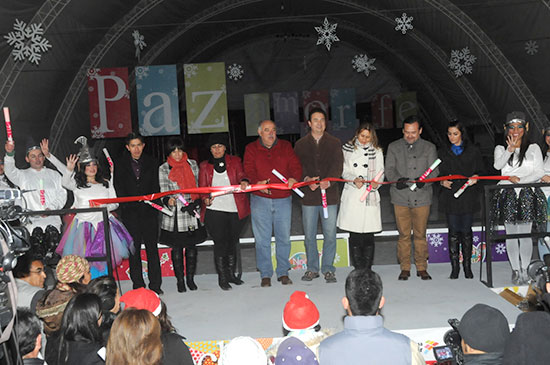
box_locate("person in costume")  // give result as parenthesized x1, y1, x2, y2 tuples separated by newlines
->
(337, 122, 384, 271)
(493, 111, 545, 285)
(199, 133, 250, 291)
(538, 126, 550, 259)
(438, 120, 483, 279)
(52, 137, 134, 278)
(159, 137, 204, 293)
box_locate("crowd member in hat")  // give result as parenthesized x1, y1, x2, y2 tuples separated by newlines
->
(159, 137, 204, 292)
(120, 288, 194, 365)
(114, 132, 163, 295)
(502, 311, 550, 364)
(295, 108, 344, 284)
(386, 115, 439, 281)
(15, 309, 45, 365)
(319, 269, 424, 365)
(199, 133, 250, 291)
(458, 303, 510, 364)
(493, 111, 545, 284)
(4, 137, 66, 232)
(36, 255, 91, 337)
(438, 120, 483, 279)
(537, 126, 550, 258)
(106, 308, 163, 365)
(85, 276, 120, 342)
(337, 122, 384, 271)
(13, 251, 46, 312)
(56, 293, 105, 365)
(221, 336, 268, 365)
(275, 337, 319, 365)
(48, 137, 134, 278)
(244, 120, 302, 287)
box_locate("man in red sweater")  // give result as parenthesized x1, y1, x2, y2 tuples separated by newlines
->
(244, 120, 302, 287)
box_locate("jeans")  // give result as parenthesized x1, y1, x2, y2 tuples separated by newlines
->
(447, 213, 473, 233)
(302, 204, 338, 273)
(250, 195, 292, 278)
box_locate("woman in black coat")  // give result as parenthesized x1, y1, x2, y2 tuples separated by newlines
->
(438, 120, 484, 279)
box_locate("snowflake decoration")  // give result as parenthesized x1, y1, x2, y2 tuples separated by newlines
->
(87, 68, 100, 80)
(4, 19, 52, 65)
(352, 54, 377, 77)
(171, 87, 178, 96)
(315, 17, 340, 51)
(448, 47, 476, 78)
(428, 233, 444, 247)
(395, 13, 414, 34)
(302, 90, 311, 99)
(91, 126, 105, 139)
(495, 243, 507, 255)
(226, 63, 244, 81)
(525, 40, 539, 55)
(184, 64, 198, 79)
(123, 89, 130, 99)
(135, 66, 149, 80)
(132, 30, 147, 61)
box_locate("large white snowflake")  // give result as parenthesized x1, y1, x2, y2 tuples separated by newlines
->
(4, 19, 52, 65)
(525, 40, 539, 55)
(395, 13, 414, 34)
(495, 243, 507, 255)
(428, 233, 444, 247)
(352, 54, 377, 77)
(473, 235, 480, 243)
(184, 64, 198, 79)
(91, 125, 105, 139)
(226, 63, 244, 81)
(132, 30, 147, 61)
(448, 47, 476, 78)
(315, 17, 340, 51)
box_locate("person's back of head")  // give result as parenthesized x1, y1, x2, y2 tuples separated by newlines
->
(458, 303, 509, 356)
(344, 269, 383, 316)
(16, 309, 42, 359)
(106, 308, 162, 365)
(282, 290, 320, 334)
(502, 311, 550, 365)
(222, 336, 267, 365)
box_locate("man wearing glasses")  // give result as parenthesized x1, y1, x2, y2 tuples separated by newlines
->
(13, 252, 46, 313)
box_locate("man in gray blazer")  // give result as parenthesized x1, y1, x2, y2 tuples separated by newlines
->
(385, 116, 438, 281)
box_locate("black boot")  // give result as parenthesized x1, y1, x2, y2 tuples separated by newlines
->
(364, 242, 375, 271)
(350, 241, 366, 270)
(185, 247, 198, 290)
(227, 254, 244, 285)
(215, 255, 232, 291)
(171, 249, 186, 292)
(462, 231, 474, 279)
(448, 232, 460, 279)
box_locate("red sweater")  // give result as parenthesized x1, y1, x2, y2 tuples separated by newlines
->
(243, 139, 302, 199)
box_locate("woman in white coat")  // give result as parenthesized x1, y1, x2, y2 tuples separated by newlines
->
(337, 123, 384, 270)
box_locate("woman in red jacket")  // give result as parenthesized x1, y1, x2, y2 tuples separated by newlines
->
(199, 134, 250, 290)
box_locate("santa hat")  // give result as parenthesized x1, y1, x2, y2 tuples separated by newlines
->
(119, 288, 162, 316)
(282, 291, 320, 331)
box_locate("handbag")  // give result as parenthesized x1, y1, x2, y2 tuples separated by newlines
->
(184, 218, 207, 245)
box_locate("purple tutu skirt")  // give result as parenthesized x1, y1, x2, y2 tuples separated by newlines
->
(56, 215, 134, 275)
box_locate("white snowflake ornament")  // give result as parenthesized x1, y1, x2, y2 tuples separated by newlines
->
(395, 13, 414, 34)
(132, 30, 147, 61)
(428, 233, 444, 247)
(448, 47, 476, 78)
(352, 54, 376, 77)
(184, 64, 198, 79)
(135, 66, 149, 80)
(495, 243, 506, 255)
(226, 63, 244, 81)
(4, 19, 52, 65)
(315, 17, 340, 51)
(525, 40, 539, 55)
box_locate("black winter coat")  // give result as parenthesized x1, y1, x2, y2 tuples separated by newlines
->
(438, 142, 484, 215)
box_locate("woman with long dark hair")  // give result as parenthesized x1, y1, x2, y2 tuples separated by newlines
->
(438, 120, 483, 279)
(337, 122, 384, 270)
(199, 134, 250, 290)
(57, 293, 104, 365)
(159, 137, 205, 292)
(493, 112, 545, 284)
(86, 276, 120, 342)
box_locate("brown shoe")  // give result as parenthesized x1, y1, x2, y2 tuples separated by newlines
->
(277, 275, 293, 285)
(261, 277, 271, 287)
(417, 270, 432, 280)
(398, 270, 410, 281)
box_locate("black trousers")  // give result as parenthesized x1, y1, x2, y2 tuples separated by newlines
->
(127, 223, 162, 290)
(204, 209, 245, 257)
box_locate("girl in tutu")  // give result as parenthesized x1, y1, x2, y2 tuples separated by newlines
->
(54, 137, 134, 277)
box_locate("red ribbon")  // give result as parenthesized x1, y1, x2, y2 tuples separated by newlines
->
(89, 175, 509, 207)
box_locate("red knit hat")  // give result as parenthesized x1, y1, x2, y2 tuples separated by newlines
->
(119, 288, 162, 316)
(282, 291, 320, 331)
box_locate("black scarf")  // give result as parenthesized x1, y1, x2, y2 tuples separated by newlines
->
(209, 154, 226, 173)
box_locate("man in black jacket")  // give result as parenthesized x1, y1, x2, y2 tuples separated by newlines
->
(115, 133, 162, 294)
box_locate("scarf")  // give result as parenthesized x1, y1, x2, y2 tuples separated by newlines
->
(451, 142, 464, 156)
(208, 153, 227, 173)
(167, 154, 199, 200)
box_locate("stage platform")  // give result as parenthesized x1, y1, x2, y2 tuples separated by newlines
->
(118, 261, 522, 362)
